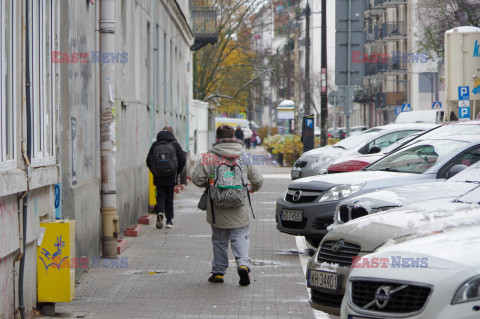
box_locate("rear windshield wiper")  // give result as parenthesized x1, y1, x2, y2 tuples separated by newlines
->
(377, 167, 401, 172)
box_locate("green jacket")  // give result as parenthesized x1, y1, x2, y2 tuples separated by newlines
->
(192, 140, 263, 229)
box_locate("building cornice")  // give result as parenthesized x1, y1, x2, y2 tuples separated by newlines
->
(161, 0, 195, 46)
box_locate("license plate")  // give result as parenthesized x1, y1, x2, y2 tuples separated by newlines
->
(291, 170, 300, 179)
(282, 210, 303, 222)
(308, 269, 338, 290)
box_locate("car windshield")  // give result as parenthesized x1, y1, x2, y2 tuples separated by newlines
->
(449, 161, 480, 183)
(419, 124, 480, 140)
(381, 133, 421, 153)
(365, 139, 469, 174)
(334, 131, 382, 149)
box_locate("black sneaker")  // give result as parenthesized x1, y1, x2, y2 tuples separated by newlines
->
(238, 266, 250, 286)
(156, 213, 164, 229)
(208, 273, 224, 283)
(166, 219, 173, 228)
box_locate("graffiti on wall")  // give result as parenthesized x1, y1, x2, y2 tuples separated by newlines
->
(39, 235, 68, 275)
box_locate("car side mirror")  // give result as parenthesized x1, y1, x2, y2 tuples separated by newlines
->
(446, 164, 468, 179)
(368, 145, 381, 154)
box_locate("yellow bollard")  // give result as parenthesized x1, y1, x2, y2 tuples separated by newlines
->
(149, 171, 157, 211)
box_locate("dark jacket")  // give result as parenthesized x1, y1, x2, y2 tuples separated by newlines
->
(146, 130, 186, 186)
(235, 129, 244, 141)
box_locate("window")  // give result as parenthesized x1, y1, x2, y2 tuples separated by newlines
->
(367, 130, 421, 150)
(0, 0, 15, 172)
(29, 0, 55, 166)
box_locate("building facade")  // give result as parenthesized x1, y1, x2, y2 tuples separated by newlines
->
(0, 0, 194, 317)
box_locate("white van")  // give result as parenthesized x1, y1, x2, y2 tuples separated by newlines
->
(395, 109, 445, 124)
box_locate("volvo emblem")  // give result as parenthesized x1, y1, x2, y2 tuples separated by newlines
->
(331, 240, 345, 252)
(292, 190, 302, 202)
(374, 286, 391, 309)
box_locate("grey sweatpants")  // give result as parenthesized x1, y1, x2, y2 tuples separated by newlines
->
(211, 225, 251, 275)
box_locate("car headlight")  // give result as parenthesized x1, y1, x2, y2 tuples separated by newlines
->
(319, 183, 365, 202)
(452, 275, 480, 304)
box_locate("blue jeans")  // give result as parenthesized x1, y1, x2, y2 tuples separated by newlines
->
(211, 225, 251, 274)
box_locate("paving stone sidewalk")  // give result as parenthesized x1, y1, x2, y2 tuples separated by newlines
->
(44, 149, 324, 319)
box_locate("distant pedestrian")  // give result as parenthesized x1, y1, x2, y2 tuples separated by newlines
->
(146, 126, 186, 229)
(243, 127, 252, 150)
(251, 130, 258, 149)
(235, 125, 244, 141)
(192, 124, 263, 286)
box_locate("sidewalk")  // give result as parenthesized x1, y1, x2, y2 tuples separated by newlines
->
(46, 149, 326, 319)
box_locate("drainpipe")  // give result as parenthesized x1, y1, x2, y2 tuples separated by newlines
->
(99, 0, 119, 258)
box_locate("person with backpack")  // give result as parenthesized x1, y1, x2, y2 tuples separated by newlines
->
(192, 125, 263, 286)
(234, 125, 244, 141)
(146, 126, 186, 229)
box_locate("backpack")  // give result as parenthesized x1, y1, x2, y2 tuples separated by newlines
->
(150, 141, 178, 177)
(210, 157, 248, 209)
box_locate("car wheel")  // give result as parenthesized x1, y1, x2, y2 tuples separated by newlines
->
(305, 236, 321, 248)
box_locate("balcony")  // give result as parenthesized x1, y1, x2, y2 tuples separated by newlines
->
(383, 22, 407, 39)
(364, 59, 407, 77)
(190, 6, 218, 51)
(374, 92, 405, 108)
(373, 0, 407, 8)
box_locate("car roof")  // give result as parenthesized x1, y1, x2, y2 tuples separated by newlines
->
(411, 134, 480, 143)
(374, 122, 439, 130)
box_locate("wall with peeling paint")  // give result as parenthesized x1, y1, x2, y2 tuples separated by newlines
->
(0, 1, 193, 317)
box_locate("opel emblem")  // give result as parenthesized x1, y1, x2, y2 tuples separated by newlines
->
(375, 286, 391, 309)
(292, 190, 302, 202)
(331, 240, 345, 252)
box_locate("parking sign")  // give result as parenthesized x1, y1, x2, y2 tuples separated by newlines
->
(395, 107, 402, 115)
(458, 86, 470, 101)
(459, 106, 471, 120)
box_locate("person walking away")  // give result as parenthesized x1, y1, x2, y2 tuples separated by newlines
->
(235, 125, 244, 142)
(251, 130, 258, 148)
(243, 127, 252, 150)
(192, 125, 263, 286)
(146, 126, 186, 229)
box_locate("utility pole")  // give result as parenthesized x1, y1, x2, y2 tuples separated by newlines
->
(320, 0, 328, 146)
(305, 2, 311, 115)
(303, 2, 314, 152)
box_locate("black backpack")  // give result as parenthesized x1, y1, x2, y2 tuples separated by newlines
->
(150, 141, 178, 177)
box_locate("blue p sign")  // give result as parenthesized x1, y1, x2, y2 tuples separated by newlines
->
(306, 119, 313, 128)
(459, 86, 470, 100)
(459, 106, 471, 120)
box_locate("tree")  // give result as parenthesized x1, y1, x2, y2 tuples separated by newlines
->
(416, 0, 480, 58)
(193, 0, 269, 115)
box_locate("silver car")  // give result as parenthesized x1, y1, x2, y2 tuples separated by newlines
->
(291, 123, 436, 180)
(307, 192, 480, 315)
(276, 135, 480, 247)
(334, 162, 480, 225)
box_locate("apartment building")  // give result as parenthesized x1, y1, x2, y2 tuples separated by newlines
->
(0, 0, 196, 317)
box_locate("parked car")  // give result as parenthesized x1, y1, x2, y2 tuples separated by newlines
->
(291, 123, 436, 180)
(327, 132, 422, 173)
(328, 120, 480, 173)
(349, 125, 367, 135)
(277, 135, 480, 247)
(333, 159, 480, 224)
(308, 194, 480, 315)
(341, 225, 480, 319)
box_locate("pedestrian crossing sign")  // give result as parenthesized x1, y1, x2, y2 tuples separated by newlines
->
(401, 103, 412, 112)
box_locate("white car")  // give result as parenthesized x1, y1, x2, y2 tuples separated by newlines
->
(290, 123, 437, 180)
(342, 225, 480, 319)
(307, 196, 480, 314)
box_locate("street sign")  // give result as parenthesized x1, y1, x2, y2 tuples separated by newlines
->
(335, 0, 365, 85)
(432, 102, 442, 110)
(459, 106, 471, 120)
(458, 86, 470, 101)
(395, 107, 402, 115)
(306, 118, 314, 128)
(401, 103, 412, 112)
(458, 100, 470, 108)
